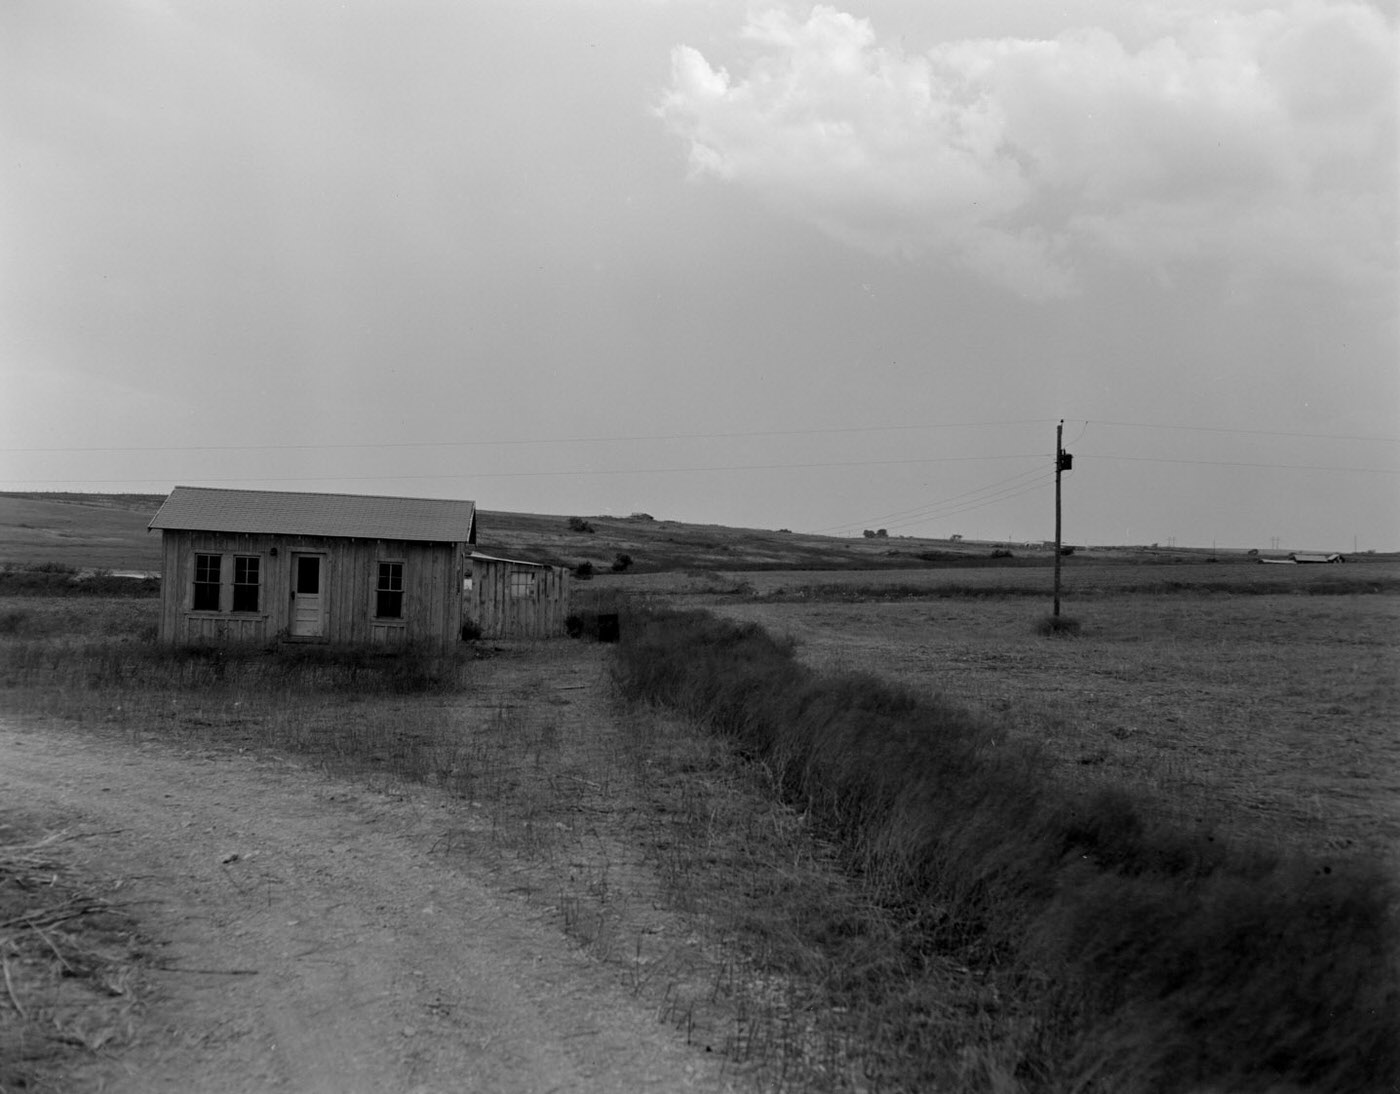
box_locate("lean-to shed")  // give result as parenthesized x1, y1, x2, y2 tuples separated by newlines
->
(467, 553, 573, 639)
(148, 486, 476, 647)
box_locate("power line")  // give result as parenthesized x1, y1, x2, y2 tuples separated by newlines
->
(816, 466, 1046, 532)
(11, 449, 1391, 498)
(0, 419, 1055, 456)
(880, 475, 1056, 534)
(7, 417, 1392, 461)
(1081, 420, 1400, 445)
(0, 451, 1049, 488)
(809, 425, 1398, 540)
(1085, 454, 1400, 474)
(817, 466, 1052, 534)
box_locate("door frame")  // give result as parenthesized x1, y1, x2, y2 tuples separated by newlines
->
(288, 551, 328, 638)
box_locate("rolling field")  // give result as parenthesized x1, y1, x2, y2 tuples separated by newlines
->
(3, 493, 1397, 1090)
(0, 494, 165, 571)
(1, 491, 962, 574)
(8, 490, 1349, 576)
(4, 491, 1394, 865)
(609, 562, 1400, 867)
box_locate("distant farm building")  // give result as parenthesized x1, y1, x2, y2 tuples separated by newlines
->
(149, 487, 478, 648)
(1259, 552, 1346, 565)
(468, 553, 573, 639)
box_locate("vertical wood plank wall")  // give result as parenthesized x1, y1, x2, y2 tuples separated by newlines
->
(158, 532, 467, 647)
(469, 560, 572, 639)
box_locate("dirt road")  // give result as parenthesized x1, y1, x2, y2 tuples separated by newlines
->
(0, 717, 731, 1093)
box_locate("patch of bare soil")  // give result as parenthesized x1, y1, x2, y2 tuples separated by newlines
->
(0, 823, 144, 1090)
(0, 713, 733, 1093)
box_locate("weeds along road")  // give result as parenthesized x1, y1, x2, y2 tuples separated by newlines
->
(0, 716, 729, 1094)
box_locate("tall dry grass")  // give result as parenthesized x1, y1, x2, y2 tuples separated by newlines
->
(0, 599, 484, 795)
(6, 595, 1397, 1092)
(612, 604, 1400, 1093)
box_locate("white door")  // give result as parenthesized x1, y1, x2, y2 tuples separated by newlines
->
(290, 554, 324, 637)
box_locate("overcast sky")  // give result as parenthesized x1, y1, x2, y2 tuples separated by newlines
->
(2, 0, 1396, 549)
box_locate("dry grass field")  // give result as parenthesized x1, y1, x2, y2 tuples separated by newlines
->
(1, 491, 975, 575)
(5, 491, 1391, 867)
(2, 493, 1397, 1090)
(0, 598, 978, 1092)
(8, 489, 1330, 576)
(606, 562, 1400, 867)
(0, 494, 164, 572)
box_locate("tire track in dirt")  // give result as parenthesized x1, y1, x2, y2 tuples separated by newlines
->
(0, 717, 731, 1094)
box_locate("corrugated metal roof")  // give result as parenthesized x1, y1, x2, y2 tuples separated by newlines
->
(149, 487, 477, 543)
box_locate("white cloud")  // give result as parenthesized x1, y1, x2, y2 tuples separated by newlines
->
(657, 2, 1397, 298)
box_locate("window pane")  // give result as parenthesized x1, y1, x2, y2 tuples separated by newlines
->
(193, 554, 220, 611)
(232, 556, 260, 612)
(296, 557, 320, 595)
(375, 562, 404, 618)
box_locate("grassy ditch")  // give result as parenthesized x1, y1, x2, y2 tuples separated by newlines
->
(611, 605, 1400, 1093)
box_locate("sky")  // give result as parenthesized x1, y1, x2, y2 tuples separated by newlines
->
(2, 0, 1396, 550)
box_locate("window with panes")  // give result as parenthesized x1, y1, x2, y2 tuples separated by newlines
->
(193, 554, 221, 611)
(376, 562, 404, 619)
(232, 556, 260, 612)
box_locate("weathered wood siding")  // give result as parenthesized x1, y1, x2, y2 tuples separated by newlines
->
(157, 531, 467, 647)
(468, 559, 571, 639)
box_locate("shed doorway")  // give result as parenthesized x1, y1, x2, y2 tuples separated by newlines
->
(290, 554, 325, 637)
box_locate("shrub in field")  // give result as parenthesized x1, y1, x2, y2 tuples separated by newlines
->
(0, 609, 31, 636)
(567, 516, 595, 534)
(611, 553, 633, 573)
(612, 605, 1399, 1093)
(241, 642, 466, 694)
(1036, 613, 1082, 637)
(564, 612, 596, 639)
(574, 561, 594, 579)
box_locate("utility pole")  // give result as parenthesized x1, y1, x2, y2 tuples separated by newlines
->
(1054, 420, 1072, 617)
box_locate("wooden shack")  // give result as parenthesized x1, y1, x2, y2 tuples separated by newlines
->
(467, 553, 572, 639)
(148, 486, 477, 648)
